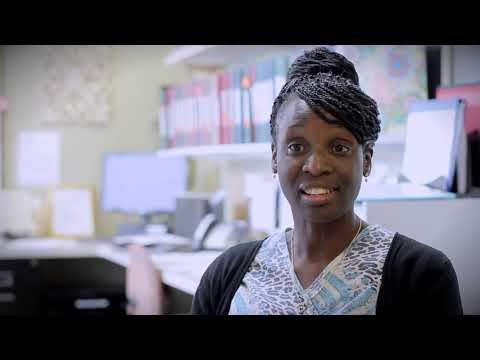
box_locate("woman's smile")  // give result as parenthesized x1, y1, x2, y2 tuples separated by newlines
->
(299, 184, 340, 206)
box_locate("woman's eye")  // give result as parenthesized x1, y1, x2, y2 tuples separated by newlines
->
(333, 144, 351, 153)
(288, 143, 304, 153)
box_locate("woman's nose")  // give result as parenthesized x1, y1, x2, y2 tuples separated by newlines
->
(302, 152, 333, 176)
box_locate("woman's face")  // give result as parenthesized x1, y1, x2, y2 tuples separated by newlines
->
(272, 96, 372, 224)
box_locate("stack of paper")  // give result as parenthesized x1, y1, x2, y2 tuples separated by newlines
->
(401, 98, 466, 193)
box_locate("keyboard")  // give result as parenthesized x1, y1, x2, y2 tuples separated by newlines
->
(112, 233, 191, 248)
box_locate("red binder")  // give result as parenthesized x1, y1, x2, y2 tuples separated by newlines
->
(437, 83, 480, 134)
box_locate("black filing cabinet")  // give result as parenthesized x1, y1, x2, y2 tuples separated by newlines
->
(0, 257, 127, 316)
(0, 259, 41, 315)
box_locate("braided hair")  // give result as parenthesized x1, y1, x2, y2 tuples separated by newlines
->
(270, 47, 381, 146)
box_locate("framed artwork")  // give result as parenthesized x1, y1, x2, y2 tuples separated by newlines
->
(47, 185, 95, 239)
(42, 45, 113, 126)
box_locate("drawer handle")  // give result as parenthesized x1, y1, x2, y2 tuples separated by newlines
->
(74, 298, 110, 310)
(0, 292, 16, 303)
(0, 271, 14, 288)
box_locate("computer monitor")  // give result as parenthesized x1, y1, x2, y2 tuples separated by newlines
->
(102, 152, 188, 224)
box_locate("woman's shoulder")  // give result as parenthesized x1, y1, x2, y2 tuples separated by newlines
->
(203, 239, 266, 277)
(203, 230, 285, 279)
(383, 231, 457, 288)
(378, 229, 462, 314)
(388, 232, 451, 268)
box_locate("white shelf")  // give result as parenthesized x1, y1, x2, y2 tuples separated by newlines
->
(163, 45, 217, 66)
(157, 143, 271, 158)
(156, 135, 403, 158)
(163, 45, 321, 68)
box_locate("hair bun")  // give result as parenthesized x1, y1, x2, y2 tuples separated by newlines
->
(287, 47, 359, 86)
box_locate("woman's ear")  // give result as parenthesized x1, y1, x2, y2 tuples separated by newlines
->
(363, 143, 373, 177)
(271, 142, 278, 174)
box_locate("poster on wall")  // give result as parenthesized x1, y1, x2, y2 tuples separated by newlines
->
(17, 131, 60, 188)
(334, 45, 428, 142)
(41, 45, 113, 125)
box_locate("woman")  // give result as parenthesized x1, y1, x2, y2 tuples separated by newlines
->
(192, 47, 463, 315)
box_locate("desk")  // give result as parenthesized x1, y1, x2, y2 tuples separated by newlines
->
(0, 238, 222, 297)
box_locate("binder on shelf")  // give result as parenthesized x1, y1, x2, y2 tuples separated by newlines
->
(197, 79, 208, 146)
(158, 88, 168, 149)
(181, 84, 188, 146)
(186, 83, 194, 146)
(187, 82, 197, 146)
(209, 75, 220, 145)
(181, 83, 188, 146)
(400, 98, 466, 193)
(273, 55, 289, 97)
(218, 71, 228, 144)
(173, 86, 183, 146)
(193, 81, 201, 146)
(164, 86, 175, 148)
(437, 83, 480, 134)
(232, 68, 243, 144)
(241, 67, 254, 143)
(226, 70, 234, 144)
(252, 58, 275, 143)
(437, 82, 480, 190)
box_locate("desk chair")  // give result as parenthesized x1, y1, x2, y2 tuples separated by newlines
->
(126, 244, 164, 315)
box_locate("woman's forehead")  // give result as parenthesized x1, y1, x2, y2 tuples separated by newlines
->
(278, 96, 311, 120)
(279, 97, 342, 130)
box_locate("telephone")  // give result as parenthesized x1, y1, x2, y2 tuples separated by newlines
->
(192, 213, 249, 251)
(192, 213, 217, 250)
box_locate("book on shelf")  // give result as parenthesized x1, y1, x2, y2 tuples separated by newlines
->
(210, 75, 221, 146)
(232, 68, 242, 144)
(158, 88, 168, 149)
(218, 71, 228, 145)
(252, 58, 275, 143)
(241, 67, 254, 144)
(197, 78, 209, 146)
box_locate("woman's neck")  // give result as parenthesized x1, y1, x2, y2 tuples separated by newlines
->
(291, 212, 362, 264)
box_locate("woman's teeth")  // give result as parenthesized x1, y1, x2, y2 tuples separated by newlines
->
(304, 188, 332, 195)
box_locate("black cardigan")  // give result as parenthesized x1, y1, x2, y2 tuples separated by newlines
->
(191, 233, 463, 315)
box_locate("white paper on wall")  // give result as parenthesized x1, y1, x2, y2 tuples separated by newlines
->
(17, 131, 60, 188)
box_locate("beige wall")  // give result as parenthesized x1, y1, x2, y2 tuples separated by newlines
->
(3, 45, 192, 237)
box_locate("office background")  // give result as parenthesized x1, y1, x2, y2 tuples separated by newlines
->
(0, 45, 479, 315)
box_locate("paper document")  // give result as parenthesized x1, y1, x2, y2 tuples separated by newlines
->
(401, 99, 464, 191)
(51, 188, 94, 237)
(17, 132, 60, 188)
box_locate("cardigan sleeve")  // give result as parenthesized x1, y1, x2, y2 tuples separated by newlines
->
(414, 256, 463, 315)
(191, 255, 221, 315)
(378, 233, 463, 315)
(191, 240, 264, 315)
